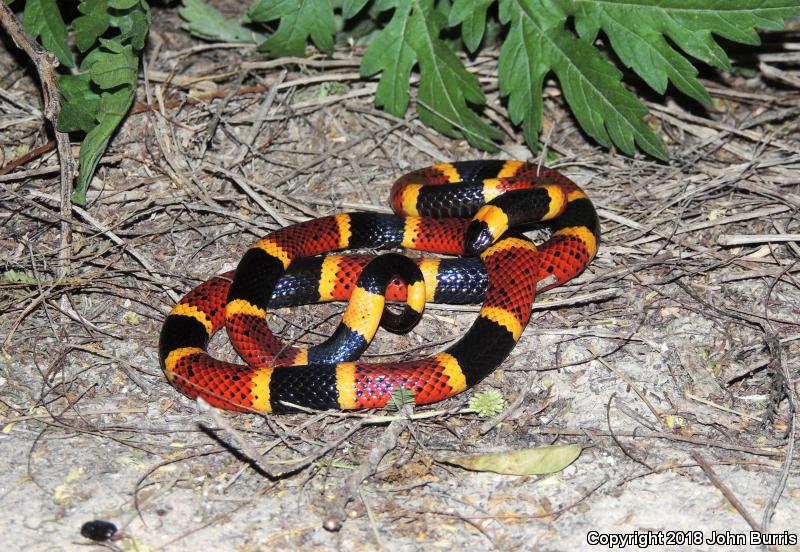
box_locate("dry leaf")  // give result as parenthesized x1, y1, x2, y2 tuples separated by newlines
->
(443, 444, 584, 475)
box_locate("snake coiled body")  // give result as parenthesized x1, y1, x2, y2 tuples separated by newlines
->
(159, 160, 599, 413)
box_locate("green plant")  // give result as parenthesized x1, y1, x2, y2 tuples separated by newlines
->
(14, 0, 150, 205)
(181, 0, 800, 160)
(387, 387, 416, 411)
(468, 389, 505, 417)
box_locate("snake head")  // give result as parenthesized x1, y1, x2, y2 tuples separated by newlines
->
(464, 220, 494, 256)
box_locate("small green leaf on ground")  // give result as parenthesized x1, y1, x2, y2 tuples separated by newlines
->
(387, 387, 415, 411)
(444, 443, 584, 475)
(468, 389, 505, 417)
(179, 0, 263, 44)
(330, 457, 357, 470)
(2, 270, 37, 284)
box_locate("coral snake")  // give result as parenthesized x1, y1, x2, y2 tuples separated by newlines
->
(159, 160, 600, 413)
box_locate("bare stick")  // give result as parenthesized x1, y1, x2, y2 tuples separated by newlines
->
(718, 234, 800, 247)
(760, 336, 797, 532)
(0, 3, 75, 281)
(323, 404, 413, 531)
(537, 427, 783, 458)
(691, 452, 761, 532)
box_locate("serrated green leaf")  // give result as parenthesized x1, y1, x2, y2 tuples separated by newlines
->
(59, 72, 95, 99)
(65, 0, 149, 205)
(72, 86, 135, 205)
(250, 0, 336, 56)
(557, 0, 800, 72)
(74, 12, 111, 53)
(22, 0, 74, 67)
(409, 1, 502, 149)
(448, 0, 492, 52)
(179, 0, 263, 44)
(573, 10, 711, 104)
(57, 73, 101, 133)
(387, 387, 415, 411)
(79, 42, 104, 73)
(361, 0, 417, 116)
(364, 0, 501, 150)
(499, 0, 668, 159)
(88, 40, 137, 89)
(444, 444, 584, 475)
(58, 101, 98, 134)
(553, 0, 800, 105)
(116, 6, 150, 50)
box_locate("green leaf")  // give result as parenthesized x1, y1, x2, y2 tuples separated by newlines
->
(88, 39, 138, 89)
(409, 0, 502, 150)
(57, 73, 101, 133)
(562, 0, 800, 72)
(498, 0, 668, 159)
(109, 0, 139, 8)
(448, 0, 492, 52)
(361, 0, 417, 116)
(363, 0, 501, 150)
(179, 0, 263, 44)
(387, 387, 415, 411)
(61, 0, 150, 205)
(2, 270, 37, 284)
(72, 86, 135, 205)
(74, 11, 111, 53)
(330, 457, 357, 470)
(22, 0, 74, 67)
(107, 0, 150, 49)
(116, 7, 151, 50)
(552, 0, 800, 106)
(78, 0, 108, 14)
(250, 0, 337, 56)
(342, 0, 371, 19)
(444, 444, 584, 475)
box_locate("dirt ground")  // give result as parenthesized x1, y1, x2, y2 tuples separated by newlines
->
(1, 6, 799, 552)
